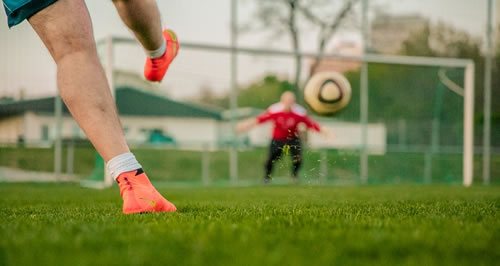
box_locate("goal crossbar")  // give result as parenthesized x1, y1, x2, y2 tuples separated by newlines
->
(100, 37, 473, 68)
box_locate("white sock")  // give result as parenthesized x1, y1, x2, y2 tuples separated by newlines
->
(146, 39, 167, 59)
(106, 152, 142, 180)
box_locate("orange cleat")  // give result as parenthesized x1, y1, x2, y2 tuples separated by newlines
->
(116, 169, 177, 214)
(144, 29, 180, 82)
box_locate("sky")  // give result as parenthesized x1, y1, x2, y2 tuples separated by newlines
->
(0, 0, 494, 100)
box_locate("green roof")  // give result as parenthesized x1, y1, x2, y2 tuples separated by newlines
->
(0, 97, 69, 117)
(0, 87, 222, 120)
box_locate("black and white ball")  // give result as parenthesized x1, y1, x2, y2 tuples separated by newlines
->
(304, 71, 352, 115)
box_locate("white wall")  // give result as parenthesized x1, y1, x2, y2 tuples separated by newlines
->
(308, 121, 387, 154)
(24, 112, 81, 144)
(246, 120, 387, 154)
(0, 113, 219, 149)
(0, 115, 24, 143)
(120, 116, 219, 148)
(0, 112, 80, 145)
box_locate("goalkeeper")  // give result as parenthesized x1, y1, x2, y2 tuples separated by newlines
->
(237, 91, 333, 183)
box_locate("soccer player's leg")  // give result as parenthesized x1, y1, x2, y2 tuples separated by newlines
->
(290, 138, 303, 181)
(264, 140, 284, 183)
(112, 0, 179, 82)
(27, 0, 175, 214)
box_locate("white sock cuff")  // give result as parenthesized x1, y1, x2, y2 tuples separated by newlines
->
(106, 152, 142, 180)
(146, 39, 167, 59)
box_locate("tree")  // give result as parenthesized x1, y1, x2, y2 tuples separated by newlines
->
(398, 22, 499, 146)
(250, 0, 359, 102)
(189, 75, 294, 110)
(298, 0, 360, 74)
(251, 0, 302, 101)
(399, 22, 483, 59)
(237, 75, 295, 109)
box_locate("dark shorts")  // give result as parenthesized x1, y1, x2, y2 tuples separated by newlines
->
(3, 0, 58, 28)
(268, 137, 302, 161)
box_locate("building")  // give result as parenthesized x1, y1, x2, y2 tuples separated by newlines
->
(370, 13, 428, 54)
(0, 88, 386, 153)
(0, 87, 223, 149)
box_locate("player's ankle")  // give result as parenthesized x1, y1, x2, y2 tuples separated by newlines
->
(146, 38, 166, 59)
(106, 152, 142, 181)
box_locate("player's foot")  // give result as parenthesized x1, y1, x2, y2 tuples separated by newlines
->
(263, 177, 272, 184)
(144, 29, 179, 82)
(117, 169, 177, 214)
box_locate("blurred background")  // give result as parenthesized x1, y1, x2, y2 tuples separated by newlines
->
(0, 0, 498, 186)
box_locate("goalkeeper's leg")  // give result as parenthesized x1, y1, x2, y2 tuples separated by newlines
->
(290, 138, 303, 180)
(264, 139, 284, 183)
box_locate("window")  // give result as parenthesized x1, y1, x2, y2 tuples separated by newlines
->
(41, 125, 49, 141)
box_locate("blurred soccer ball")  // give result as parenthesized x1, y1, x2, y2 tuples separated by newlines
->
(304, 71, 352, 115)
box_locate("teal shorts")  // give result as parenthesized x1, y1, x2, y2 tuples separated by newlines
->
(3, 0, 58, 28)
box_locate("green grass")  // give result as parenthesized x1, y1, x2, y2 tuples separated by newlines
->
(0, 184, 498, 266)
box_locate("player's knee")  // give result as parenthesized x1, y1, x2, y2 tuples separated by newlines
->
(51, 33, 97, 63)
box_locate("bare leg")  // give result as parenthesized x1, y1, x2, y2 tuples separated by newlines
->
(28, 0, 129, 162)
(112, 0, 163, 50)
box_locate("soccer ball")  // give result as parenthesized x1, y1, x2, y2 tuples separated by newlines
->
(304, 71, 352, 115)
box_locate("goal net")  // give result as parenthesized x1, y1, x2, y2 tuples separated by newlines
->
(74, 37, 473, 187)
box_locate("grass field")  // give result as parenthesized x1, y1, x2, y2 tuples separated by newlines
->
(0, 184, 498, 266)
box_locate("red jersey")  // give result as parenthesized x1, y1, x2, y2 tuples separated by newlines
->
(256, 103, 321, 140)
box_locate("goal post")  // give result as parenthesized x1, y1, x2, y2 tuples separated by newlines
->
(463, 63, 475, 186)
